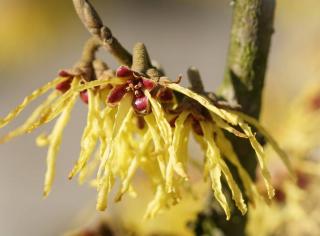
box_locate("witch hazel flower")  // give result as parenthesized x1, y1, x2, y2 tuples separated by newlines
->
(107, 66, 156, 115)
(0, 37, 292, 220)
(0, 63, 292, 220)
(89, 65, 292, 219)
(157, 81, 294, 219)
(0, 58, 119, 195)
(56, 70, 90, 104)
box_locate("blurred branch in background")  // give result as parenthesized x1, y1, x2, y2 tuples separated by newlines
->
(194, 0, 275, 235)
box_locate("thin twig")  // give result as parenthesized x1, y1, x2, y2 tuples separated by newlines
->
(72, 0, 132, 66)
(69, 37, 101, 81)
(187, 66, 205, 94)
(79, 36, 101, 66)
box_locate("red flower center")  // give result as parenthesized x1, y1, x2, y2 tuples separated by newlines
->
(107, 66, 157, 115)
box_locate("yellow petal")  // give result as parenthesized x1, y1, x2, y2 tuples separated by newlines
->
(97, 95, 134, 207)
(144, 114, 167, 178)
(200, 121, 231, 219)
(166, 111, 190, 188)
(97, 94, 133, 179)
(69, 77, 125, 93)
(145, 90, 185, 194)
(69, 89, 99, 179)
(28, 77, 121, 132)
(43, 79, 79, 197)
(96, 167, 115, 211)
(201, 122, 247, 217)
(209, 166, 231, 220)
(166, 83, 239, 125)
(78, 150, 100, 185)
(144, 185, 167, 219)
(99, 106, 115, 157)
(210, 113, 247, 138)
(115, 156, 139, 202)
(111, 94, 133, 140)
(0, 76, 66, 129)
(233, 111, 294, 177)
(215, 127, 260, 206)
(0, 91, 59, 143)
(144, 90, 173, 145)
(36, 133, 50, 147)
(239, 122, 275, 199)
(218, 159, 247, 215)
(26, 88, 76, 133)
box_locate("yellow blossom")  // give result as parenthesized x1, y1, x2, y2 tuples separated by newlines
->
(0, 63, 291, 220)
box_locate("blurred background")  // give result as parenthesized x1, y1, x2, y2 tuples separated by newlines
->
(0, 0, 319, 235)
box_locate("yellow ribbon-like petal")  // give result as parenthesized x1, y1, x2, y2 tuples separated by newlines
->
(43, 78, 79, 197)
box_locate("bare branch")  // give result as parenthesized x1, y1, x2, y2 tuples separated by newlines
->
(194, 1, 276, 235)
(72, 0, 132, 66)
(220, 0, 275, 119)
(187, 66, 205, 94)
(79, 36, 101, 66)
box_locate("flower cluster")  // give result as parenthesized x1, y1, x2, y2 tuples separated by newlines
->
(0, 63, 290, 219)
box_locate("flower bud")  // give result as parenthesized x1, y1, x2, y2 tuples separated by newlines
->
(116, 66, 132, 77)
(107, 85, 127, 105)
(58, 70, 73, 78)
(56, 78, 72, 93)
(142, 78, 156, 91)
(133, 95, 150, 114)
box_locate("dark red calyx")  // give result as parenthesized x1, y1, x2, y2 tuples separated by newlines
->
(107, 85, 127, 105)
(116, 66, 133, 77)
(56, 78, 73, 93)
(142, 78, 156, 91)
(158, 88, 174, 102)
(80, 90, 89, 104)
(191, 118, 203, 136)
(133, 95, 150, 115)
(58, 70, 73, 78)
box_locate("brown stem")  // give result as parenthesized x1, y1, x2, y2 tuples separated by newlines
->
(73, 37, 102, 81)
(79, 36, 101, 66)
(72, 0, 132, 66)
(187, 67, 205, 94)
